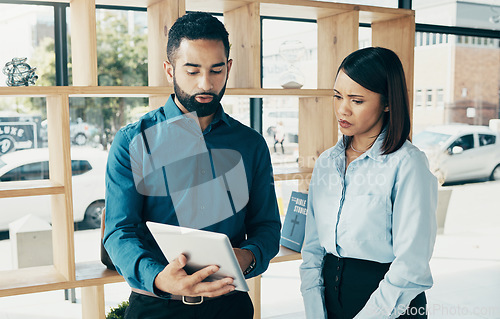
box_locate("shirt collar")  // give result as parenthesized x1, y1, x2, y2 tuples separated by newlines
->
(364, 129, 387, 162)
(162, 94, 231, 127)
(328, 128, 388, 162)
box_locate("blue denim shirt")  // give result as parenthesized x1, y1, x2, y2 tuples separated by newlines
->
(103, 95, 281, 294)
(300, 132, 438, 318)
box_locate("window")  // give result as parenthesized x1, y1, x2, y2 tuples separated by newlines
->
(415, 90, 423, 107)
(95, 8, 148, 87)
(0, 159, 93, 182)
(262, 19, 317, 89)
(426, 89, 433, 107)
(0, 161, 49, 181)
(436, 89, 444, 108)
(71, 160, 92, 176)
(479, 134, 496, 147)
(0, 4, 56, 87)
(449, 134, 474, 152)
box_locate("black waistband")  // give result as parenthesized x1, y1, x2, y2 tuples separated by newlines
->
(324, 253, 391, 272)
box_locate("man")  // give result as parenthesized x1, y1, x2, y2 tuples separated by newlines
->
(103, 11, 281, 319)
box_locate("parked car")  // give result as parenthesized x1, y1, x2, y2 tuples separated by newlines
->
(0, 147, 108, 231)
(40, 118, 99, 146)
(413, 124, 500, 184)
(70, 118, 99, 146)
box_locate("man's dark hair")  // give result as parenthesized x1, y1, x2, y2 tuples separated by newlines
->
(338, 47, 411, 155)
(167, 12, 230, 64)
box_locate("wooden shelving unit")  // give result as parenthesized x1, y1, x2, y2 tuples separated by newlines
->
(0, 1, 415, 318)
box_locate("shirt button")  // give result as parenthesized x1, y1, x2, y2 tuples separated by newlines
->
(200, 205, 205, 210)
(201, 169, 206, 175)
(337, 266, 340, 271)
(334, 287, 338, 291)
(335, 276, 339, 282)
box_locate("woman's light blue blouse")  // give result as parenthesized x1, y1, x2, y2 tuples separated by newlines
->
(300, 132, 438, 319)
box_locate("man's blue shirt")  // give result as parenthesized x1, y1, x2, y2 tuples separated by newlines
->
(103, 95, 281, 294)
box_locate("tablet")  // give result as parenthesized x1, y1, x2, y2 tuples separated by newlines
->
(146, 221, 249, 292)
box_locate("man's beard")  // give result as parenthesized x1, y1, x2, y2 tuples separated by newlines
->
(173, 78, 227, 118)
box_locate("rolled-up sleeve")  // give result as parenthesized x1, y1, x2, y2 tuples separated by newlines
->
(355, 150, 438, 318)
(300, 168, 328, 319)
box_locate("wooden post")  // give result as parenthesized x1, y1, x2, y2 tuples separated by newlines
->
(82, 285, 106, 319)
(224, 2, 261, 89)
(147, 0, 185, 109)
(298, 96, 336, 191)
(46, 94, 75, 281)
(70, 0, 98, 86)
(372, 14, 416, 127)
(301, 11, 359, 191)
(317, 11, 359, 89)
(247, 275, 262, 319)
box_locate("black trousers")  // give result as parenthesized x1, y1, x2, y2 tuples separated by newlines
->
(124, 291, 253, 319)
(323, 254, 427, 319)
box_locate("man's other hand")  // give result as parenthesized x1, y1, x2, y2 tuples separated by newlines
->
(233, 248, 255, 272)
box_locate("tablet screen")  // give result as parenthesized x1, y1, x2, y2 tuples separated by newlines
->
(146, 221, 249, 292)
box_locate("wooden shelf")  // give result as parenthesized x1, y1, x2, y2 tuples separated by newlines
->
(0, 86, 333, 98)
(0, 180, 65, 199)
(270, 245, 301, 263)
(75, 261, 124, 287)
(0, 266, 68, 297)
(0, 249, 299, 298)
(0, 262, 124, 297)
(24, 0, 412, 23)
(274, 167, 313, 181)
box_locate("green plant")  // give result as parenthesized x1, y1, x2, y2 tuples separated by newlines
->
(106, 301, 129, 319)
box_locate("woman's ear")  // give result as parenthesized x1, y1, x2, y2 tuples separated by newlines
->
(384, 105, 390, 112)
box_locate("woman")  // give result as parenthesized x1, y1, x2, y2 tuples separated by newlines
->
(300, 47, 437, 319)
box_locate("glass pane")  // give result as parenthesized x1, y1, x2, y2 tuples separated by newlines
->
(94, 9, 148, 86)
(359, 26, 372, 49)
(322, 0, 397, 8)
(220, 96, 250, 127)
(0, 97, 46, 155)
(262, 97, 299, 167)
(413, 34, 500, 134)
(262, 19, 317, 89)
(479, 134, 496, 146)
(414, 1, 500, 30)
(0, 4, 55, 87)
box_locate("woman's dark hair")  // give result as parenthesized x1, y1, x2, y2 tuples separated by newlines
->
(338, 47, 411, 155)
(167, 12, 230, 65)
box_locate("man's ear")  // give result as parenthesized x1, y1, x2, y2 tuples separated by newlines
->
(226, 59, 233, 77)
(164, 61, 174, 84)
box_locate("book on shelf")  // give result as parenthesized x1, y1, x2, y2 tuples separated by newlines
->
(280, 191, 308, 253)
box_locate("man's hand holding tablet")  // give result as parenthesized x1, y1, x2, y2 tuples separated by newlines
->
(154, 253, 235, 297)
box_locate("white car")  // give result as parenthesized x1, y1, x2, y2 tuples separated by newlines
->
(413, 124, 500, 184)
(0, 147, 108, 231)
